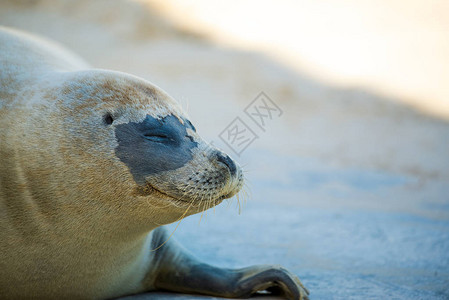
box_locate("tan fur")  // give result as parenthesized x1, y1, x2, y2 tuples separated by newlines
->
(0, 27, 243, 299)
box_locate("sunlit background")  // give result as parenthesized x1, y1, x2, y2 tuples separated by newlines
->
(1, 0, 448, 298)
(147, 0, 449, 118)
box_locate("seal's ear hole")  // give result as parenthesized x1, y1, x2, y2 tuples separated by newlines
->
(103, 113, 114, 125)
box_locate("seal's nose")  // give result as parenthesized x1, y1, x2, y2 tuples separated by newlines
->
(215, 151, 237, 177)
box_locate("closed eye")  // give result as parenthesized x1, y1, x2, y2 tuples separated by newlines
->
(143, 133, 173, 143)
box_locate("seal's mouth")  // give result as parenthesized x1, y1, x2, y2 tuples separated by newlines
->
(139, 182, 229, 205)
(139, 183, 187, 202)
(220, 190, 238, 200)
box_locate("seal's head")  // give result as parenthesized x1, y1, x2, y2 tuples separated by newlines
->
(115, 114, 243, 203)
(53, 70, 243, 226)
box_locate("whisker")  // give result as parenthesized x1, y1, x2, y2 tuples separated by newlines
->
(151, 201, 193, 251)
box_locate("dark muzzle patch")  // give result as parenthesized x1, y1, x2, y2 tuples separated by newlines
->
(114, 114, 198, 185)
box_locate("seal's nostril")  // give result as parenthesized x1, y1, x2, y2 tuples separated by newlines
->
(215, 152, 237, 177)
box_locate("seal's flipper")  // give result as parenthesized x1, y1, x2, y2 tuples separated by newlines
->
(150, 228, 309, 300)
(230, 265, 310, 300)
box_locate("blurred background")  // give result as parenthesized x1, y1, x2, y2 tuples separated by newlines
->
(1, 0, 448, 298)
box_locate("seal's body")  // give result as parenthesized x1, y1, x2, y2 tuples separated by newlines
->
(0, 27, 309, 300)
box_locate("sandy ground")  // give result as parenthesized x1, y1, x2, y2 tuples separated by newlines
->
(1, 0, 448, 299)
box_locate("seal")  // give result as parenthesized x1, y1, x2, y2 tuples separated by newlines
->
(0, 27, 309, 300)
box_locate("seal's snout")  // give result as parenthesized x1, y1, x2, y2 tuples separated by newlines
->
(214, 151, 237, 177)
